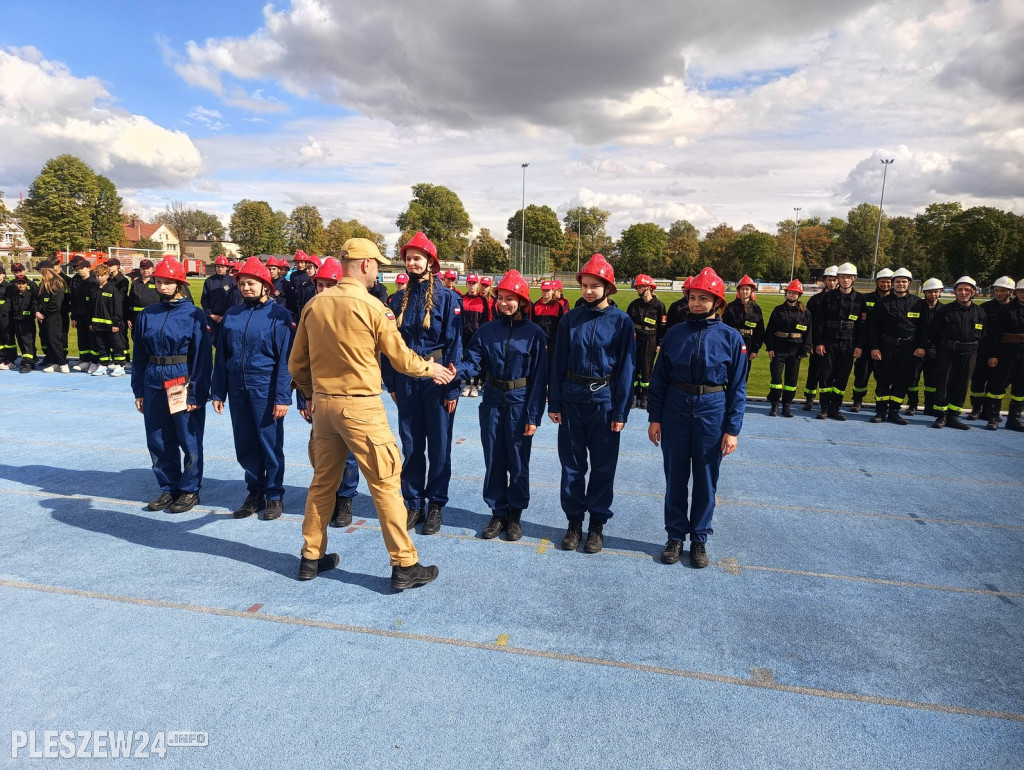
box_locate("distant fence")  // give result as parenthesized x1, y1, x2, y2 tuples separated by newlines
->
(507, 239, 552, 279)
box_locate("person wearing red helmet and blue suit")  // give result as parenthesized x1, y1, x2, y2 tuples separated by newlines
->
(456, 270, 548, 541)
(132, 256, 213, 514)
(647, 267, 747, 569)
(548, 254, 636, 554)
(383, 232, 463, 535)
(211, 257, 297, 521)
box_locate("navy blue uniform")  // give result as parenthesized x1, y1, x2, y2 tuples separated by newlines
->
(211, 298, 296, 501)
(647, 317, 747, 544)
(548, 304, 636, 524)
(382, 276, 463, 511)
(200, 273, 241, 345)
(131, 298, 213, 496)
(286, 271, 315, 320)
(458, 315, 548, 516)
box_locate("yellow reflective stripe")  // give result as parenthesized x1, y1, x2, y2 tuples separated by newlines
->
(643, 318, 657, 325)
(90, 318, 113, 325)
(907, 312, 920, 318)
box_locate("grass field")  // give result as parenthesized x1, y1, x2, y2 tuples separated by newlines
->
(29, 278, 1008, 410)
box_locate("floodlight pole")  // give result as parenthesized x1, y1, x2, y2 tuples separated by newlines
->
(872, 158, 894, 280)
(577, 215, 582, 273)
(520, 163, 529, 273)
(790, 207, 801, 282)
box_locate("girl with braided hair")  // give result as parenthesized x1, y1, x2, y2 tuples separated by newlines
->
(383, 232, 463, 535)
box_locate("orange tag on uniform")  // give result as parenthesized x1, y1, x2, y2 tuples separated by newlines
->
(164, 376, 188, 414)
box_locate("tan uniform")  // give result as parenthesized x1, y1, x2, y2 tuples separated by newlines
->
(289, 277, 436, 566)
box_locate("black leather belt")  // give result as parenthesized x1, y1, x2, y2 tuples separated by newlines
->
(486, 375, 529, 391)
(739, 329, 753, 337)
(566, 370, 612, 390)
(941, 340, 978, 352)
(150, 355, 189, 365)
(883, 335, 915, 346)
(775, 332, 803, 339)
(672, 382, 725, 394)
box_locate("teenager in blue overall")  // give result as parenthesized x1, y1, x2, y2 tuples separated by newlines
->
(383, 232, 463, 534)
(132, 256, 213, 514)
(548, 254, 636, 554)
(211, 257, 296, 521)
(456, 270, 548, 541)
(647, 267, 747, 569)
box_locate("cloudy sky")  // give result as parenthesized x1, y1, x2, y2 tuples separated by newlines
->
(2, 0, 1022, 250)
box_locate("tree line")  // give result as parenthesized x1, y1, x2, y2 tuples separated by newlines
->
(8, 155, 1023, 284)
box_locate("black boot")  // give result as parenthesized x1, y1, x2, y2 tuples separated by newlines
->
(391, 562, 439, 590)
(802, 393, 815, 411)
(905, 391, 918, 416)
(869, 404, 885, 423)
(966, 395, 981, 420)
(945, 412, 971, 430)
(849, 396, 862, 413)
(506, 508, 523, 541)
(406, 505, 423, 530)
(816, 393, 830, 420)
(1006, 403, 1024, 431)
(481, 514, 506, 540)
(422, 502, 443, 535)
(299, 553, 339, 581)
(263, 500, 283, 520)
(233, 491, 266, 518)
(146, 492, 175, 511)
(661, 539, 683, 565)
(924, 392, 937, 416)
(887, 403, 908, 426)
(560, 520, 583, 551)
(584, 523, 604, 553)
(168, 492, 199, 513)
(689, 541, 710, 569)
(639, 388, 648, 410)
(330, 496, 353, 528)
(768, 402, 779, 417)
(781, 402, 794, 418)
(931, 412, 947, 429)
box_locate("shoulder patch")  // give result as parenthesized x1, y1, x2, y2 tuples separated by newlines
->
(290, 321, 297, 329)
(453, 307, 461, 315)
(205, 325, 212, 333)
(385, 310, 396, 321)
(741, 344, 748, 355)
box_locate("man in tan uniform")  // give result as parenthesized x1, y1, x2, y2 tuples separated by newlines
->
(289, 238, 454, 589)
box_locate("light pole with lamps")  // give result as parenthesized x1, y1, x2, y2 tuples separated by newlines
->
(790, 207, 801, 282)
(871, 158, 894, 280)
(520, 163, 529, 274)
(576, 214, 582, 273)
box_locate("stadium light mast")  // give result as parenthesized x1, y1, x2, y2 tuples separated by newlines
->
(520, 163, 529, 274)
(577, 214, 582, 273)
(790, 207, 801, 282)
(872, 158, 894, 280)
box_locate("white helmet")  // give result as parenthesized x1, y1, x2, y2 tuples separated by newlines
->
(954, 276, 977, 289)
(992, 275, 1015, 290)
(892, 267, 913, 280)
(1016, 278, 1024, 290)
(823, 265, 839, 277)
(837, 262, 858, 276)
(921, 278, 943, 291)
(875, 268, 894, 279)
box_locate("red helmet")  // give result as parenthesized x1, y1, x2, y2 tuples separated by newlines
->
(315, 257, 343, 283)
(214, 254, 230, 266)
(737, 275, 757, 289)
(395, 273, 409, 285)
(264, 256, 278, 268)
(688, 267, 726, 303)
(553, 279, 564, 291)
(443, 269, 458, 280)
(683, 276, 693, 291)
(154, 256, 187, 283)
(497, 270, 531, 304)
(305, 254, 322, 269)
(294, 250, 309, 263)
(577, 254, 617, 295)
(633, 274, 656, 289)
(540, 280, 555, 290)
(237, 256, 273, 289)
(480, 276, 492, 287)
(401, 232, 440, 274)
(466, 273, 480, 284)
(785, 279, 804, 295)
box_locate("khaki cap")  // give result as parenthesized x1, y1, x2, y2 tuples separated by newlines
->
(340, 238, 391, 265)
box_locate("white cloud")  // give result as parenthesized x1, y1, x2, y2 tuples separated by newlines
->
(186, 106, 228, 131)
(0, 47, 202, 190)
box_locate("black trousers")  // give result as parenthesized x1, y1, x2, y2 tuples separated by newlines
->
(873, 343, 919, 408)
(988, 349, 1024, 401)
(852, 354, 874, 400)
(0, 317, 14, 363)
(14, 318, 36, 362)
(818, 340, 855, 408)
(803, 352, 821, 398)
(73, 315, 95, 363)
(768, 350, 802, 404)
(39, 313, 67, 366)
(634, 333, 658, 391)
(933, 348, 976, 413)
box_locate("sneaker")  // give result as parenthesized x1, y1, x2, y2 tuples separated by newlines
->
(91, 365, 107, 376)
(109, 365, 125, 377)
(146, 493, 175, 511)
(422, 502, 442, 535)
(233, 492, 266, 518)
(58, 364, 71, 373)
(87, 363, 99, 374)
(298, 553, 340, 581)
(41, 365, 56, 373)
(690, 542, 710, 569)
(480, 515, 505, 540)
(168, 492, 200, 513)
(0, 363, 9, 371)
(470, 386, 479, 397)
(391, 562, 439, 591)
(330, 496, 353, 528)
(560, 520, 583, 551)
(262, 500, 283, 520)
(661, 539, 683, 565)
(461, 385, 471, 397)
(583, 525, 604, 553)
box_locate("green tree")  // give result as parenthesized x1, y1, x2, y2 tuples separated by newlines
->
(564, 206, 613, 254)
(616, 222, 668, 279)
(729, 230, 776, 281)
(665, 220, 700, 278)
(286, 204, 326, 254)
(466, 228, 509, 273)
(324, 218, 387, 257)
(134, 236, 163, 252)
(947, 206, 1012, 284)
(156, 201, 226, 242)
(20, 154, 101, 257)
(230, 199, 286, 257)
(506, 204, 564, 251)
(839, 203, 893, 273)
(395, 183, 472, 263)
(92, 175, 123, 251)
(915, 202, 962, 279)
(887, 217, 931, 280)
(699, 223, 740, 276)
